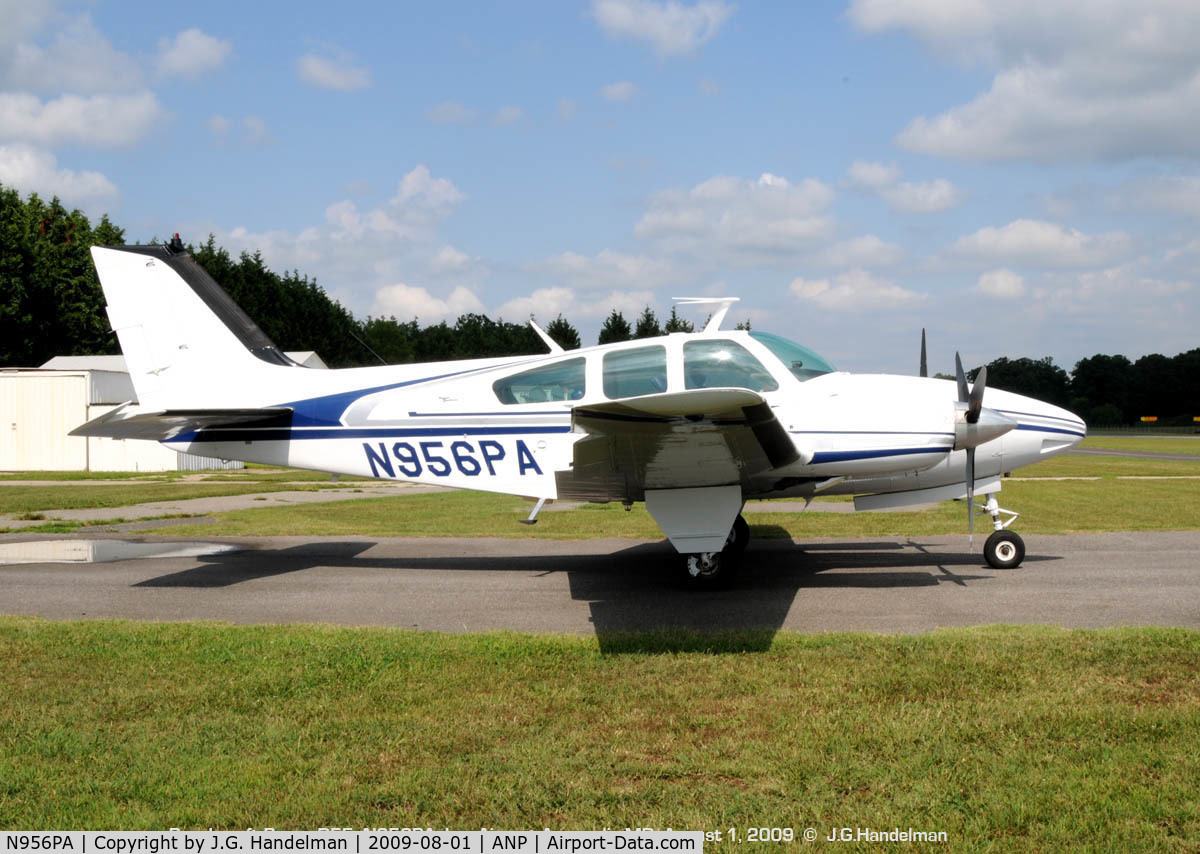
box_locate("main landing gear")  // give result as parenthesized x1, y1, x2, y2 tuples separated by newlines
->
(975, 494, 1024, 569)
(680, 514, 749, 589)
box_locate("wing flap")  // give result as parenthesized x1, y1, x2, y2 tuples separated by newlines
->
(71, 402, 292, 441)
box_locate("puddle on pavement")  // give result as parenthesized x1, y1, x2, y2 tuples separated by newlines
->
(0, 539, 240, 565)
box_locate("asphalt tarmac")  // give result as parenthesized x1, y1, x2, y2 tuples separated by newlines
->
(1, 530, 1197, 639)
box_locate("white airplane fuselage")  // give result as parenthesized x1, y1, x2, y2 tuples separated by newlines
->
(154, 332, 1084, 501)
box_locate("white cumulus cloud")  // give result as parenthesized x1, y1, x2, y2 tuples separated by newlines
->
(591, 0, 736, 57)
(850, 0, 1200, 161)
(0, 91, 165, 147)
(950, 219, 1131, 268)
(845, 160, 964, 213)
(790, 269, 924, 311)
(5, 14, 143, 93)
(156, 28, 231, 78)
(635, 172, 836, 263)
(976, 268, 1026, 298)
(296, 51, 371, 91)
(0, 143, 118, 210)
(846, 160, 902, 191)
(370, 283, 485, 323)
(205, 165, 470, 316)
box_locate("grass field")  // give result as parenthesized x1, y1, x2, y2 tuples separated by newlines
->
(136, 467, 1200, 539)
(0, 481, 354, 515)
(0, 619, 1196, 847)
(5, 441, 1200, 539)
(1083, 436, 1200, 455)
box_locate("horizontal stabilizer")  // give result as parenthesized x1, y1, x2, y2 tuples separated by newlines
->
(70, 402, 292, 441)
(574, 387, 765, 421)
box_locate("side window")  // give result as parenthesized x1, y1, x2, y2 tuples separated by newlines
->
(492, 357, 586, 405)
(603, 345, 668, 399)
(683, 340, 779, 392)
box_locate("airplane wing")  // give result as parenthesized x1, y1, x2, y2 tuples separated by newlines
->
(560, 387, 806, 501)
(70, 402, 292, 441)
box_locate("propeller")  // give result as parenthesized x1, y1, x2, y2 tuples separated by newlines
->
(955, 354, 989, 551)
(919, 329, 928, 378)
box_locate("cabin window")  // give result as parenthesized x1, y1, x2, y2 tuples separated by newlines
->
(603, 345, 668, 399)
(749, 330, 835, 381)
(492, 357, 586, 404)
(683, 340, 779, 392)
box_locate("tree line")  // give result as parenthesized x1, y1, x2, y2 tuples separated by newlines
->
(966, 353, 1200, 428)
(1, 185, 1195, 425)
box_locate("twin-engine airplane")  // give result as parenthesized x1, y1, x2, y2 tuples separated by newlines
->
(75, 240, 1087, 586)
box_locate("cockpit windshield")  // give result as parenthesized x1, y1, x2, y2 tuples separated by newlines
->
(749, 330, 836, 382)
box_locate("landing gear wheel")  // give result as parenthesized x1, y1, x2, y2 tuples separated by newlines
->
(984, 530, 1025, 569)
(726, 514, 750, 554)
(678, 550, 736, 589)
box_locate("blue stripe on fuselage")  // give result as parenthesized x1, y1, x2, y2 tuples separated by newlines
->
(809, 447, 949, 464)
(277, 368, 483, 427)
(1014, 423, 1086, 438)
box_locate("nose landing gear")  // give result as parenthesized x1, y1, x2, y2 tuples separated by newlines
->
(976, 494, 1023, 569)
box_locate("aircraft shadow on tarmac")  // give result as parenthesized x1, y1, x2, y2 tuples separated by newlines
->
(134, 525, 1060, 655)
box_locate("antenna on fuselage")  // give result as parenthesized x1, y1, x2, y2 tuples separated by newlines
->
(672, 296, 740, 332)
(528, 316, 564, 354)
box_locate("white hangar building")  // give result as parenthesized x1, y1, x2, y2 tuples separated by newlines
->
(0, 352, 326, 472)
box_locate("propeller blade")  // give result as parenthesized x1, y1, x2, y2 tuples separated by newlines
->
(967, 365, 987, 424)
(955, 352, 969, 403)
(966, 447, 976, 552)
(920, 329, 928, 378)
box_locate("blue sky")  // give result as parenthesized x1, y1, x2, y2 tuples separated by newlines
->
(2, 0, 1198, 374)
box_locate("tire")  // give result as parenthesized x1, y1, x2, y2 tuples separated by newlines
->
(726, 514, 750, 554)
(984, 531, 1025, 569)
(678, 551, 736, 589)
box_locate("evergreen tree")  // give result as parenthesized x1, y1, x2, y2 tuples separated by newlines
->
(663, 306, 694, 333)
(597, 309, 632, 344)
(634, 306, 661, 339)
(361, 316, 418, 363)
(545, 313, 581, 349)
(0, 186, 124, 366)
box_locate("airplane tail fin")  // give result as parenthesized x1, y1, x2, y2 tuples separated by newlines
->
(90, 242, 299, 410)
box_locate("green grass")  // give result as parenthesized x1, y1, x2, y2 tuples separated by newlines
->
(0, 482, 353, 514)
(136, 474, 1200, 539)
(1012, 453, 1200, 479)
(1080, 436, 1200, 455)
(0, 470, 182, 481)
(0, 618, 1196, 848)
(0, 514, 201, 535)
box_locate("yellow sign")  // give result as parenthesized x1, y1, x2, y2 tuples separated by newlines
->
(1140, 416, 1158, 422)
